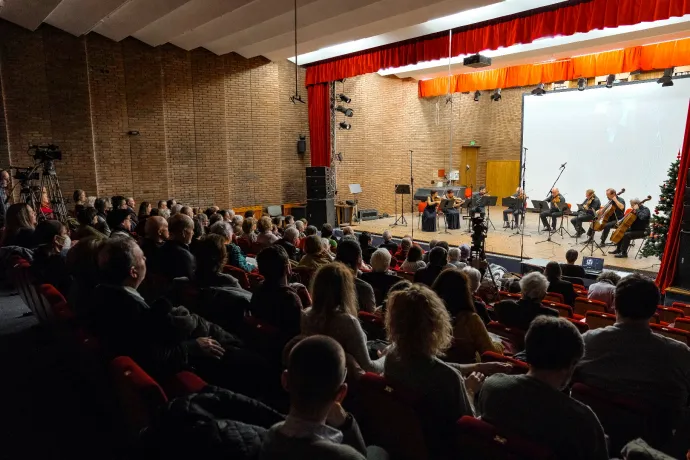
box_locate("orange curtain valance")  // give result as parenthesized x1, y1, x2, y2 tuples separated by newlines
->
(418, 38, 690, 98)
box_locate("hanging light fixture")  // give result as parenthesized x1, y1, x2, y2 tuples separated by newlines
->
(577, 78, 587, 91)
(531, 83, 546, 96)
(336, 105, 353, 117)
(473, 90, 481, 102)
(491, 89, 502, 102)
(338, 93, 351, 103)
(657, 68, 674, 87)
(605, 74, 616, 88)
(289, 0, 305, 104)
(339, 122, 351, 130)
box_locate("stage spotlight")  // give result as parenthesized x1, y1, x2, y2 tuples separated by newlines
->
(336, 105, 354, 117)
(657, 68, 674, 87)
(531, 83, 546, 96)
(473, 90, 481, 102)
(336, 152, 343, 162)
(338, 93, 351, 103)
(605, 74, 615, 88)
(339, 121, 351, 130)
(577, 78, 586, 91)
(490, 89, 501, 102)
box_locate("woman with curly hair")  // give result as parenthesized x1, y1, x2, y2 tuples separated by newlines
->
(256, 215, 278, 250)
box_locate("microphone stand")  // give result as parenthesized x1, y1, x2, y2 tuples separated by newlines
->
(509, 148, 530, 266)
(410, 150, 415, 241)
(536, 163, 567, 247)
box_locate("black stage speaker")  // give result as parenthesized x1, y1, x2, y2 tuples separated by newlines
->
(307, 199, 335, 228)
(675, 231, 690, 290)
(291, 205, 306, 220)
(297, 136, 307, 154)
(307, 185, 327, 200)
(306, 175, 327, 187)
(306, 166, 330, 177)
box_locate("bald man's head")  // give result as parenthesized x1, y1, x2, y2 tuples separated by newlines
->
(169, 214, 195, 244)
(145, 216, 169, 243)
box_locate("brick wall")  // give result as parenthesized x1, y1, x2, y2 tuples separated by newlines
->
(0, 20, 309, 208)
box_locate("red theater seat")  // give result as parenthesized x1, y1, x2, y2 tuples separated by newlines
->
(566, 317, 589, 334)
(544, 292, 564, 304)
(163, 371, 208, 400)
(573, 297, 606, 317)
(486, 322, 526, 354)
(673, 317, 690, 332)
(223, 264, 251, 290)
(650, 323, 690, 345)
(656, 306, 684, 324)
(455, 416, 554, 459)
(585, 311, 616, 330)
(480, 351, 529, 374)
(542, 300, 579, 319)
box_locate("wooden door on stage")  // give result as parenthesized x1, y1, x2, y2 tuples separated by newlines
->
(486, 160, 520, 200)
(460, 146, 479, 186)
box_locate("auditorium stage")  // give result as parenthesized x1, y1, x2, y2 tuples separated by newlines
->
(351, 207, 659, 276)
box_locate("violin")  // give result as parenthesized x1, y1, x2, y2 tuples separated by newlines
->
(592, 188, 625, 231)
(610, 195, 652, 243)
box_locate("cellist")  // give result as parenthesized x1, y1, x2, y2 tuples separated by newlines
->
(610, 198, 651, 258)
(587, 188, 626, 246)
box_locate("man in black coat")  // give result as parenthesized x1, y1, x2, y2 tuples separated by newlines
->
(142, 216, 168, 274)
(494, 272, 559, 331)
(159, 214, 196, 280)
(275, 226, 302, 262)
(544, 261, 576, 306)
(414, 246, 449, 287)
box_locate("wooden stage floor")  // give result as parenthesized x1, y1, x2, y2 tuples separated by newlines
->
(352, 207, 659, 275)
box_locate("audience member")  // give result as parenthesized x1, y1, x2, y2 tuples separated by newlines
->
(561, 249, 586, 278)
(66, 236, 105, 318)
(170, 204, 182, 216)
(413, 246, 448, 287)
(73, 189, 86, 214)
(432, 270, 503, 360)
(298, 235, 332, 270)
(321, 223, 337, 251)
(137, 202, 152, 231)
(256, 216, 279, 250)
(336, 240, 376, 313)
(94, 198, 111, 236)
(447, 248, 466, 269)
(2, 203, 37, 248)
(544, 261, 576, 306)
(209, 221, 253, 272)
(208, 213, 223, 226)
(159, 214, 196, 280)
(192, 234, 241, 289)
(587, 271, 620, 312)
(250, 245, 303, 338)
(276, 226, 302, 262)
(111, 195, 127, 210)
(284, 215, 294, 227)
(189, 216, 205, 254)
(494, 272, 559, 331)
(361, 249, 400, 307)
(39, 187, 54, 219)
(260, 336, 386, 460)
(436, 241, 450, 252)
(167, 199, 177, 211)
(458, 244, 470, 265)
(142, 216, 168, 274)
(31, 220, 71, 294)
(400, 246, 426, 273)
(358, 232, 377, 264)
(75, 206, 105, 240)
(301, 263, 384, 374)
(575, 274, 690, 433)
(243, 210, 254, 219)
(393, 237, 412, 263)
(478, 316, 608, 460)
(181, 206, 194, 218)
(157, 200, 168, 212)
(422, 239, 438, 263)
(378, 230, 398, 253)
(461, 266, 492, 324)
(126, 197, 138, 227)
(238, 217, 257, 249)
(218, 210, 230, 221)
(506, 278, 521, 294)
(295, 220, 305, 239)
(107, 208, 133, 238)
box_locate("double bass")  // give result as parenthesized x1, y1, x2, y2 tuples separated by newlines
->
(592, 188, 625, 231)
(610, 195, 652, 243)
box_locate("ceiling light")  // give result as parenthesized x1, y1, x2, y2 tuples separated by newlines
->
(531, 83, 546, 96)
(339, 122, 351, 130)
(577, 78, 587, 91)
(336, 105, 354, 117)
(491, 89, 501, 102)
(606, 74, 616, 88)
(473, 90, 481, 102)
(338, 94, 351, 103)
(658, 68, 674, 87)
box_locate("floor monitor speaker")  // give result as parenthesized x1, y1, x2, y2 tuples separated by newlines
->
(307, 199, 335, 228)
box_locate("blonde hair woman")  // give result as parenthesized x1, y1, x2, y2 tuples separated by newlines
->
(301, 263, 384, 374)
(256, 215, 278, 249)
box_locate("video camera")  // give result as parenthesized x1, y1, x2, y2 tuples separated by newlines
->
(470, 213, 488, 258)
(28, 144, 62, 162)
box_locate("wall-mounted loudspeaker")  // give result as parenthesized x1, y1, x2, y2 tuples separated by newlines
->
(297, 135, 307, 154)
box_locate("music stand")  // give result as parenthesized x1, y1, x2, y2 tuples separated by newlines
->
(391, 184, 410, 227)
(349, 184, 362, 225)
(553, 201, 574, 239)
(484, 196, 497, 230)
(502, 197, 517, 231)
(531, 200, 549, 234)
(439, 199, 454, 234)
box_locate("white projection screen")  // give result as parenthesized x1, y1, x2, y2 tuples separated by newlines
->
(522, 77, 690, 211)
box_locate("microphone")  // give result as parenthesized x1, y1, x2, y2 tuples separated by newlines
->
(560, 162, 567, 169)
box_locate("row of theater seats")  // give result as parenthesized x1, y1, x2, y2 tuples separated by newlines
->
(8, 256, 209, 437)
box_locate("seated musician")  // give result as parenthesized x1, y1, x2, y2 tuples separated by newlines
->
(422, 190, 440, 232)
(443, 189, 462, 229)
(587, 188, 625, 246)
(539, 188, 566, 232)
(571, 189, 600, 238)
(503, 187, 525, 228)
(471, 186, 488, 218)
(610, 198, 650, 258)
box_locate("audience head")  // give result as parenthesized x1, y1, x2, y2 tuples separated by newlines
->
(170, 204, 182, 216)
(204, 207, 216, 218)
(386, 284, 452, 360)
(157, 200, 167, 210)
(209, 221, 233, 244)
(244, 210, 254, 219)
(462, 266, 482, 293)
(227, 209, 236, 220)
(436, 241, 450, 252)
(94, 198, 107, 214)
(428, 246, 448, 267)
(615, 274, 659, 322)
(192, 217, 204, 240)
(335, 239, 362, 271)
(525, 316, 584, 389)
(6, 203, 37, 233)
(271, 216, 282, 229)
(169, 214, 195, 245)
(406, 245, 423, 263)
(428, 239, 439, 250)
(311, 263, 357, 320)
(145, 216, 169, 243)
(342, 226, 353, 236)
(448, 247, 461, 262)
(0, 169, 9, 187)
(305, 225, 318, 237)
(459, 244, 470, 261)
(197, 212, 209, 227)
(218, 210, 229, 220)
(98, 237, 146, 288)
(111, 196, 127, 210)
(596, 270, 621, 286)
(167, 199, 176, 210)
(242, 217, 256, 236)
(358, 231, 371, 248)
(138, 201, 151, 218)
(321, 223, 333, 239)
(257, 245, 290, 282)
(181, 206, 194, 218)
(320, 237, 331, 253)
(370, 248, 392, 273)
(304, 235, 323, 256)
(34, 220, 69, 253)
(283, 226, 299, 244)
(107, 208, 132, 233)
(209, 213, 223, 226)
(507, 278, 521, 294)
(295, 220, 305, 233)
(400, 237, 412, 252)
(283, 336, 347, 419)
(565, 249, 579, 265)
(126, 197, 135, 209)
(284, 215, 294, 226)
(432, 269, 475, 317)
(520, 272, 549, 302)
(195, 234, 227, 275)
(382, 230, 392, 242)
(149, 208, 160, 217)
(231, 215, 243, 227)
(544, 261, 562, 281)
(66, 235, 105, 283)
(257, 216, 272, 234)
(77, 206, 98, 227)
(73, 189, 86, 204)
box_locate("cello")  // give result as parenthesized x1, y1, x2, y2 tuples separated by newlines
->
(592, 188, 625, 231)
(610, 195, 652, 244)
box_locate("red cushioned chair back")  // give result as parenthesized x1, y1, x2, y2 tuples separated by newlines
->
(498, 291, 521, 302)
(565, 317, 589, 334)
(236, 237, 251, 254)
(110, 356, 168, 435)
(656, 306, 684, 324)
(573, 297, 606, 316)
(455, 416, 554, 459)
(650, 323, 690, 345)
(672, 302, 690, 316)
(38, 284, 67, 322)
(486, 321, 526, 354)
(223, 264, 251, 290)
(11, 262, 34, 316)
(673, 317, 690, 332)
(352, 373, 429, 460)
(543, 292, 564, 304)
(417, 201, 427, 213)
(357, 311, 386, 341)
(242, 316, 286, 368)
(585, 311, 616, 330)
(541, 300, 572, 318)
(398, 271, 415, 282)
(480, 351, 529, 374)
(162, 371, 208, 400)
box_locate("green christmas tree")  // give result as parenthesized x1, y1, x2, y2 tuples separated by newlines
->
(640, 153, 681, 259)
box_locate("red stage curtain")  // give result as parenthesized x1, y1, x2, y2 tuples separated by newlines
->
(306, 0, 690, 86)
(307, 83, 331, 167)
(657, 103, 690, 293)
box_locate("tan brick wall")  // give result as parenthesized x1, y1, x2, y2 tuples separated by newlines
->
(0, 20, 309, 209)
